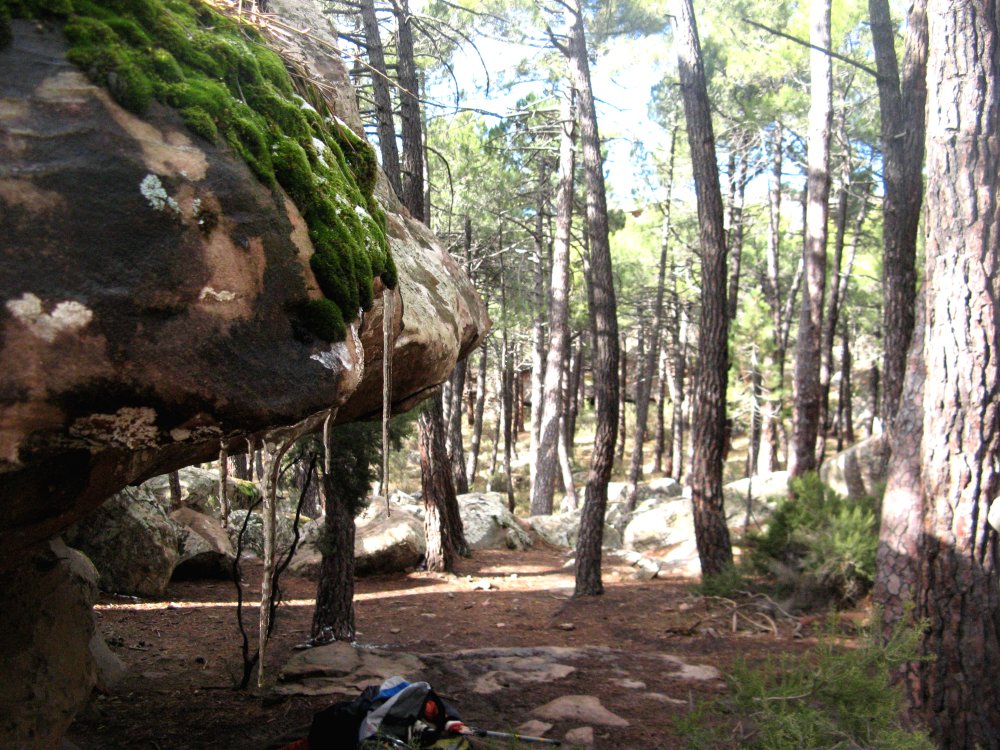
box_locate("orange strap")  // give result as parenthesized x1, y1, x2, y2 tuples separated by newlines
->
(277, 739, 309, 750)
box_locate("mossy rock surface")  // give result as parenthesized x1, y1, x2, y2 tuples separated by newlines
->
(0, 0, 394, 342)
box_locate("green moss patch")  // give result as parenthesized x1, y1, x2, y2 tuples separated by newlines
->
(1, 0, 396, 343)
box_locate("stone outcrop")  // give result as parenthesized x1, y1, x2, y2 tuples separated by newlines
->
(819, 434, 889, 499)
(0, 3, 488, 571)
(143, 467, 258, 513)
(458, 492, 532, 551)
(355, 511, 426, 576)
(64, 486, 180, 597)
(0, 540, 98, 749)
(170, 506, 236, 579)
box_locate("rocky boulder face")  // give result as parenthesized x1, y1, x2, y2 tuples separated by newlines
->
(819, 435, 889, 499)
(458, 492, 532, 551)
(64, 486, 179, 596)
(144, 467, 258, 513)
(0, 540, 98, 749)
(0, 2, 488, 572)
(355, 511, 426, 575)
(170, 507, 236, 579)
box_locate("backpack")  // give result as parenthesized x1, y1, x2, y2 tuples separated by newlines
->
(306, 676, 471, 750)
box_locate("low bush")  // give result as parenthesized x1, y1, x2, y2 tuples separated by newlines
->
(678, 613, 933, 749)
(747, 472, 878, 606)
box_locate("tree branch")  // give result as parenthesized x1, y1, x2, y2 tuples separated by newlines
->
(741, 17, 880, 80)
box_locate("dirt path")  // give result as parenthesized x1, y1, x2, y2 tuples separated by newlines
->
(67, 547, 820, 749)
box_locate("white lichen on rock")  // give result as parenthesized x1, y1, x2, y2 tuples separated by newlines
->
(5, 292, 93, 342)
(140, 174, 181, 214)
(198, 287, 238, 303)
(69, 407, 160, 450)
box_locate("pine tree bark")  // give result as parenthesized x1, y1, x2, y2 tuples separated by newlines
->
(877, 3, 1000, 743)
(532, 92, 575, 516)
(360, 0, 401, 196)
(529, 166, 548, 497)
(168, 470, 182, 509)
(419, 393, 463, 572)
(446, 360, 469, 494)
(466, 343, 488, 487)
(616, 337, 628, 465)
(869, 0, 928, 427)
(790, 0, 832, 478)
(726, 139, 749, 321)
(312, 469, 356, 641)
(557, 0, 620, 597)
(675, 0, 733, 576)
(392, 0, 424, 222)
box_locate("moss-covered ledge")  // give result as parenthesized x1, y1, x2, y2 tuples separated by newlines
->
(0, 0, 395, 342)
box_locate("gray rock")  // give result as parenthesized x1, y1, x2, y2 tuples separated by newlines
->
(0, 540, 98, 749)
(170, 507, 236, 579)
(0, 13, 487, 572)
(227, 510, 306, 560)
(564, 726, 595, 746)
(355, 510, 425, 575)
(144, 467, 259, 513)
(64, 486, 179, 597)
(532, 696, 629, 727)
(820, 435, 889, 499)
(90, 630, 126, 694)
(527, 510, 620, 550)
(458, 492, 532, 551)
(276, 640, 425, 696)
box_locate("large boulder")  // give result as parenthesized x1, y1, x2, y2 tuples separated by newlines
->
(722, 471, 789, 532)
(144, 467, 258, 513)
(458, 492, 532, 551)
(528, 507, 622, 550)
(819, 435, 889, 499)
(0, 0, 488, 572)
(355, 510, 426, 576)
(170, 506, 236, 579)
(226, 510, 307, 559)
(64, 486, 179, 596)
(0, 540, 98, 749)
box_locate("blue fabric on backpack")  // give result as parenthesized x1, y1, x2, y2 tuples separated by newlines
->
(375, 679, 411, 702)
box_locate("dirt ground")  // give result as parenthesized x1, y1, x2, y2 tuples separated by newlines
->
(66, 545, 832, 750)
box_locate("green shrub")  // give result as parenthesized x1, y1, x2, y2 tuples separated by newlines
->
(691, 563, 750, 598)
(678, 613, 933, 749)
(748, 472, 878, 606)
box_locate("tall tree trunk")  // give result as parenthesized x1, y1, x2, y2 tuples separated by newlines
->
(726, 138, 749, 320)
(360, 0, 401, 196)
(790, 0, 833, 478)
(557, 0, 620, 598)
(446, 360, 469, 494)
(565, 341, 583, 453)
(626, 132, 675, 507)
(837, 319, 854, 450)
(532, 92, 576, 516)
(869, 0, 928, 427)
(466, 343, 488, 487)
(675, 0, 733, 576)
(529, 167, 548, 498)
(652, 345, 668, 474)
(311, 468, 356, 641)
(168, 470, 182, 509)
(669, 296, 688, 481)
(878, 4, 1000, 743)
(616, 337, 628, 465)
(419, 393, 466, 572)
(868, 358, 881, 436)
(759, 124, 784, 475)
(218, 443, 229, 527)
(820, 186, 869, 459)
(392, 0, 424, 222)
(231, 453, 249, 481)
